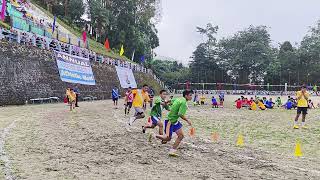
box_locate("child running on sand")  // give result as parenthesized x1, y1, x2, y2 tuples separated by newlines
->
(124, 87, 133, 115)
(66, 88, 76, 111)
(142, 90, 170, 135)
(156, 90, 193, 156)
(128, 84, 150, 126)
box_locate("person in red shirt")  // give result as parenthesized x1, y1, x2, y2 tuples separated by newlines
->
(236, 98, 242, 109)
(124, 87, 134, 115)
(248, 97, 254, 106)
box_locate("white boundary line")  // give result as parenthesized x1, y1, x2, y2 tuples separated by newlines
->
(0, 121, 16, 180)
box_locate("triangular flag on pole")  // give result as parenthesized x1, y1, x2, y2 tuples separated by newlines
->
(52, 16, 56, 33)
(119, 45, 124, 56)
(104, 38, 110, 50)
(140, 55, 145, 64)
(131, 50, 135, 61)
(82, 31, 87, 44)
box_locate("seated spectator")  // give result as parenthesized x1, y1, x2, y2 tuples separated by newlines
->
(308, 99, 315, 109)
(258, 100, 266, 110)
(212, 96, 218, 108)
(285, 100, 293, 110)
(265, 98, 274, 109)
(236, 98, 242, 109)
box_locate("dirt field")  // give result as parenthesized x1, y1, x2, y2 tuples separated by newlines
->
(0, 95, 319, 179)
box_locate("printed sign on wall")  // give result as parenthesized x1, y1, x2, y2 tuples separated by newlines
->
(115, 66, 137, 88)
(55, 51, 96, 85)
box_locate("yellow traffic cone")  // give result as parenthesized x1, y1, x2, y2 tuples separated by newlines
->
(294, 141, 303, 157)
(236, 134, 244, 147)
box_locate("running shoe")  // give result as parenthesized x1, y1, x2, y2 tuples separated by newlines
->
(142, 126, 146, 133)
(293, 125, 299, 129)
(168, 149, 178, 157)
(128, 117, 135, 126)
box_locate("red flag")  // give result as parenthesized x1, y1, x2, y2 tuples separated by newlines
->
(82, 31, 87, 44)
(104, 38, 110, 50)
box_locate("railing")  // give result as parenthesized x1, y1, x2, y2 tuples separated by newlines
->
(0, 27, 166, 89)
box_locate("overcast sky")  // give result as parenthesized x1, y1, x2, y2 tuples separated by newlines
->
(154, 0, 320, 64)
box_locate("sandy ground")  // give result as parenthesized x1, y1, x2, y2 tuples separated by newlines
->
(0, 95, 319, 180)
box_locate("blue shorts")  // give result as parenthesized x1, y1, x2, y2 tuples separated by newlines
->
(151, 116, 160, 126)
(164, 120, 183, 138)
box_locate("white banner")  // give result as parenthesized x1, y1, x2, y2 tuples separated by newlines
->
(115, 66, 137, 88)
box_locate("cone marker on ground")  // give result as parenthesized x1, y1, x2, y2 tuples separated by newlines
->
(236, 134, 244, 147)
(212, 132, 219, 142)
(294, 141, 303, 157)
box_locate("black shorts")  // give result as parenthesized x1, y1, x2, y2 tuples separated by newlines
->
(297, 107, 308, 115)
(126, 102, 132, 108)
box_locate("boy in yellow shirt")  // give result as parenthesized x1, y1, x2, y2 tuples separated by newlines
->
(294, 85, 310, 129)
(66, 88, 76, 111)
(128, 84, 150, 126)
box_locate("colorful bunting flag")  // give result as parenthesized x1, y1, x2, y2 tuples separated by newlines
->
(120, 45, 124, 56)
(140, 55, 145, 63)
(104, 38, 110, 50)
(82, 31, 87, 44)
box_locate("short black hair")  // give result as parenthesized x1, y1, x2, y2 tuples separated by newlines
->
(183, 90, 193, 97)
(160, 90, 167, 94)
(143, 84, 148, 87)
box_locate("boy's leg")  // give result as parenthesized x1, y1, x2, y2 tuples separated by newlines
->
(294, 108, 302, 129)
(125, 105, 127, 115)
(129, 108, 145, 125)
(158, 121, 164, 135)
(301, 108, 308, 128)
(172, 128, 184, 150)
(156, 120, 171, 142)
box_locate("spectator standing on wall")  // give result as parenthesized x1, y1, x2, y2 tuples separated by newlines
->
(73, 86, 80, 107)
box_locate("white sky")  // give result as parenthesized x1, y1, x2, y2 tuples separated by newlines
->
(154, 0, 320, 64)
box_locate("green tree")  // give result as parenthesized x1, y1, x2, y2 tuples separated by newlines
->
(219, 25, 273, 84)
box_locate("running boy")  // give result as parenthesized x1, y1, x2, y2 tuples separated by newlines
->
(66, 88, 76, 111)
(142, 90, 170, 135)
(124, 87, 133, 115)
(294, 85, 310, 129)
(156, 90, 193, 156)
(128, 84, 150, 126)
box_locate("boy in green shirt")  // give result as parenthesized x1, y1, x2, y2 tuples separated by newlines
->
(142, 90, 170, 135)
(156, 90, 193, 156)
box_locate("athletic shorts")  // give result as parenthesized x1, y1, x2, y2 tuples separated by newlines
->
(112, 97, 118, 101)
(164, 120, 183, 138)
(151, 116, 160, 126)
(134, 107, 144, 116)
(126, 102, 133, 108)
(297, 107, 308, 115)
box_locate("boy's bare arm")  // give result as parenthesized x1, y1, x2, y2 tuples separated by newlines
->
(180, 115, 192, 126)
